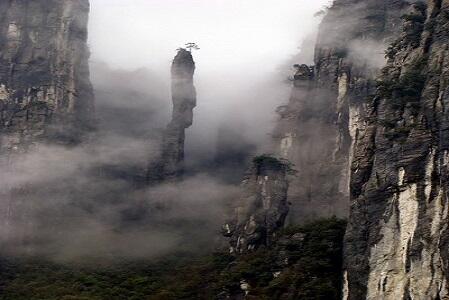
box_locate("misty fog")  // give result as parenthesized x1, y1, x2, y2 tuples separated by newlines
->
(1, 0, 331, 261)
(88, 0, 330, 173)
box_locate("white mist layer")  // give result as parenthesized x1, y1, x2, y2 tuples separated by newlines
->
(88, 0, 331, 163)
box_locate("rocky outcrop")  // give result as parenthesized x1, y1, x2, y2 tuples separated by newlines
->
(223, 156, 290, 254)
(273, 0, 408, 221)
(0, 0, 94, 252)
(0, 0, 94, 157)
(344, 1, 449, 299)
(148, 49, 196, 182)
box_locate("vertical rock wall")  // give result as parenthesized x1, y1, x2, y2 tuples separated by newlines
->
(0, 0, 94, 157)
(344, 1, 449, 298)
(273, 0, 407, 221)
(0, 0, 94, 250)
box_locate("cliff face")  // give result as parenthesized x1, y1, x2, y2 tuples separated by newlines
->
(344, 1, 449, 299)
(0, 0, 94, 157)
(148, 49, 196, 182)
(273, 0, 449, 298)
(274, 0, 408, 221)
(223, 156, 289, 254)
(0, 0, 94, 252)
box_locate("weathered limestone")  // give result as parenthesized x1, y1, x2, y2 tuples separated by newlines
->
(0, 0, 94, 251)
(344, 1, 449, 298)
(223, 156, 289, 254)
(0, 0, 94, 157)
(148, 49, 196, 182)
(273, 0, 408, 221)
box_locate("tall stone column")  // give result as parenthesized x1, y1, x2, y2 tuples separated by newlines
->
(148, 48, 196, 182)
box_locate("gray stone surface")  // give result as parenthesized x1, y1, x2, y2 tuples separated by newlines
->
(148, 49, 196, 182)
(344, 1, 449, 298)
(0, 0, 94, 252)
(0, 0, 94, 157)
(273, 0, 408, 221)
(223, 156, 289, 253)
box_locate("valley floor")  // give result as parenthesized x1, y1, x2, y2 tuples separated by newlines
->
(0, 218, 345, 300)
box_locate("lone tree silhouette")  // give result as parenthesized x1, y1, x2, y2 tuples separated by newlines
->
(185, 42, 200, 52)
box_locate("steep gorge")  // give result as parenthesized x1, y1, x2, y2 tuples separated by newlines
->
(2, 0, 449, 299)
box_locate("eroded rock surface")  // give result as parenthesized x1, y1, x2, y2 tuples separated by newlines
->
(223, 156, 289, 254)
(0, 0, 94, 157)
(344, 1, 449, 299)
(273, 0, 408, 222)
(148, 49, 196, 182)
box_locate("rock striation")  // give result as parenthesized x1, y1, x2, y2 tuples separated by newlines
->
(0, 0, 94, 157)
(273, 0, 408, 221)
(344, 1, 449, 299)
(148, 48, 196, 182)
(223, 156, 290, 254)
(0, 0, 94, 252)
